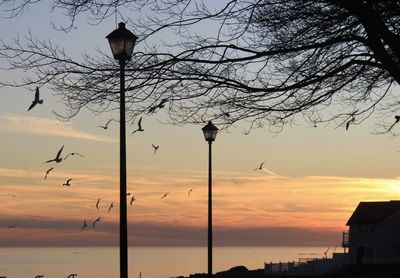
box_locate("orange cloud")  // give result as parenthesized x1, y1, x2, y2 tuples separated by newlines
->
(1, 167, 399, 246)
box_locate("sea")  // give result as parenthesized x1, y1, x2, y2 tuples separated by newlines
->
(0, 246, 329, 278)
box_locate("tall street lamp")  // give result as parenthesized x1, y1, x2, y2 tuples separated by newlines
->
(202, 121, 218, 278)
(106, 22, 138, 278)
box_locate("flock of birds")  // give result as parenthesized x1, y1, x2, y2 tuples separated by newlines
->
(7, 87, 272, 232)
(41, 142, 171, 232)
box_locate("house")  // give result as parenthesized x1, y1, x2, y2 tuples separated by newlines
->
(342, 200, 400, 265)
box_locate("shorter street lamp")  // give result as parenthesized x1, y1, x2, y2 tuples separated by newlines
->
(106, 22, 138, 278)
(202, 121, 218, 278)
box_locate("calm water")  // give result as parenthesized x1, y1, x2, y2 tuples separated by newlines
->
(0, 246, 328, 278)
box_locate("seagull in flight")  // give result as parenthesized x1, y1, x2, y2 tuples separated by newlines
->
(130, 195, 136, 206)
(254, 161, 265, 171)
(345, 117, 355, 131)
(44, 167, 54, 180)
(161, 192, 169, 200)
(148, 98, 168, 114)
(45, 145, 64, 163)
(97, 119, 112, 130)
(64, 152, 85, 160)
(152, 143, 159, 154)
(108, 202, 114, 213)
(132, 117, 144, 134)
(81, 220, 87, 231)
(254, 162, 278, 176)
(188, 188, 193, 197)
(384, 115, 400, 133)
(92, 217, 101, 228)
(27, 87, 43, 111)
(96, 198, 100, 210)
(63, 178, 72, 187)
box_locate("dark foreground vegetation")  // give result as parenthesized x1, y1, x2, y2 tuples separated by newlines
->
(176, 264, 400, 278)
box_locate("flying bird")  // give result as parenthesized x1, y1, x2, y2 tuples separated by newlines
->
(132, 117, 144, 134)
(345, 117, 355, 131)
(161, 192, 169, 200)
(188, 188, 193, 197)
(64, 152, 84, 160)
(108, 202, 114, 213)
(152, 143, 159, 154)
(92, 217, 101, 228)
(242, 128, 250, 136)
(27, 87, 43, 111)
(130, 195, 136, 206)
(254, 161, 265, 171)
(45, 145, 64, 163)
(148, 98, 168, 114)
(96, 198, 100, 210)
(385, 115, 400, 132)
(254, 161, 278, 176)
(44, 167, 54, 180)
(221, 110, 230, 118)
(97, 119, 112, 130)
(81, 220, 87, 231)
(63, 178, 72, 187)
(8, 224, 16, 229)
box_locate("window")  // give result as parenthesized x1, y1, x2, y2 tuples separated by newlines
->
(357, 225, 376, 234)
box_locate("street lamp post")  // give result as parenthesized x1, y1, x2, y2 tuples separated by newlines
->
(106, 22, 138, 278)
(202, 121, 218, 278)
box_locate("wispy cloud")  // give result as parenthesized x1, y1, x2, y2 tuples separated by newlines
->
(0, 114, 113, 142)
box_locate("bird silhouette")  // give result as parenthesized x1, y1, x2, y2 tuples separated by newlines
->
(108, 202, 114, 213)
(96, 198, 100, 210)
(152, 143, 159, 154)
(385, 115, 400, 132)
(63, 178, 72, 187)
(132, 117, 144, 134)
(44, 167, 54, 180)
(67, 274, 78, 278)
(81, 220, 87, 231)
(161, 192, 169, 200)
(45, 145, 64, 163)
(92, 217, 101, 228)
(64, 152, 84, 160)
(130, 195, 136, 206)
(345, 117, 355, 131)
(188, 188, 193, 197)
(221, 110, 230, 118)
(148, 98, 168, 114)
(27, 87, 43, 111)
(242, 128, 250, 136)
(8, 224, 16, 228)
(254, 161, 265, 171)
(97, 119, 112, 130)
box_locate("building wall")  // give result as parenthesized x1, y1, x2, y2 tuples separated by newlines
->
(348, 212, 400, 264)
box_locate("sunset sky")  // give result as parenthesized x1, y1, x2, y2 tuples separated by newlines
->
(1, 3, 400, 248)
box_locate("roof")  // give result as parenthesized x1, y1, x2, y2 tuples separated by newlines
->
(346, 200, 400, 226)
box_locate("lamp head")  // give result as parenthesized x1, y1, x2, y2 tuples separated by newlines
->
(202, 121, 218, 142)
(106, 22, 138, 61)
